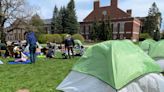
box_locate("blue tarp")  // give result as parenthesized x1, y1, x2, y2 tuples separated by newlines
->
(8, 60, 31, 64)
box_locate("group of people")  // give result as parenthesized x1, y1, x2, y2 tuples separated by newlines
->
(1, 31, 84, 64)
(0, 31, 38, 64)
(12, 31, 38, 63)
(46, 35, 84, 59)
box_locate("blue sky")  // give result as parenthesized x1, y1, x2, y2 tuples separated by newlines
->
(27, 0, 164, 29)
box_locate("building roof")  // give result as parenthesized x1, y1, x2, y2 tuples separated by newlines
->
(43, 19, 52, 25)
(84, 6, 131, 22)
(5, 19, 29, 32)
(83, 0, 134, 22)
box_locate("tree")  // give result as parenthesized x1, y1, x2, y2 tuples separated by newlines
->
(66, 0, 79, 34)
(106, 17, 112, 40)
(162, 30, 164, 39)
(52, 5, 58, 33)
(0, 0, 34, 43)
(90, 19, 99, 41)
(139, 33, 152, 41)
(148, 2, 159, 16)
(56, 6, 68, 33)
(144, 16, 157, 35)
(52, 0, 79, 34)
(144, 2, 162, 40)
(30, 14, 45, 37)
(98, 16, 112, 41)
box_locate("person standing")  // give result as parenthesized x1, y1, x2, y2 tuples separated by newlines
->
(64, 35, 75, 59)
(26, 31, 37, 63)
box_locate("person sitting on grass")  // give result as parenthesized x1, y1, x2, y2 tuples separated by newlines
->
(61, 46, 75, 59)
(62, 48, 68, 59)
(80, 46, 85, 56)
(13, 46, 28, 62)
(59, 46, 68, 59)
(46, 47, 55, 58)
(46, 42, 55, 58)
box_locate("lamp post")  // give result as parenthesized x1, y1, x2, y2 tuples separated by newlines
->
(154, 30, 156, 40)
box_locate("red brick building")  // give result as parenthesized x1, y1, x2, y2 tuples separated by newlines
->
(80, 0, 141, 41)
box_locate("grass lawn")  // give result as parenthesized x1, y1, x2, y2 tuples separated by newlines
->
(0, 57, 79, 92)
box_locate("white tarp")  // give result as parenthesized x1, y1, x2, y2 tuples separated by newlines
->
(6, 41, 12, 46)
(56, 71, 164, 92)
(24, 44, 29, 52)
(0, 60, 3, 64)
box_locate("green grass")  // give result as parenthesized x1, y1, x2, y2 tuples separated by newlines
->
(0, 57, 79, 92)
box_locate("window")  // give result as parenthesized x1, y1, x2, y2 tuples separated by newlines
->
(15, 33, 17, 40)
(117, 23, 120, 39)
(83, 26, 86, 34)
(111, 24, 113, 32)
(120, 22, 125, 33)
(19, 33, 22, 40)
(102, 10, 107, 16)
(113, 23, 118, 33)
(117, 23, 120, 32)
(88, 25, 91, 34)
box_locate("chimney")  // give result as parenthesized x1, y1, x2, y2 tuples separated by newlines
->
(111, 0, 118, 8)
(94, 0, 100, 10)
(127, 9, 132, 16)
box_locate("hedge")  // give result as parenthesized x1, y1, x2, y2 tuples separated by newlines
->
(72, 34, 85, 43)
(52, 34, 62, 44)
(139, 33, 152, 41)
(38, 34, 62, 44)
(38, 34, 47, 43)
(60, 34, 69, 43)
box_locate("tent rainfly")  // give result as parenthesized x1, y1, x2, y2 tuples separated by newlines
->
(148, 40, 164, 72)
(74, 40, 83, 46)
(139, 39, 156, 51)
(149, 40, 164, 59)
(57, 40, 164, 92)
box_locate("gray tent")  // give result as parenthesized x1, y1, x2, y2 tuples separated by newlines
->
(57, 40, 164, 92)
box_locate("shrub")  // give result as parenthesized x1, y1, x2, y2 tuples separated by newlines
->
(38, 34, 62, 44)
(139, 33, 152, 41)
(52, 34, 62, 44)
(45, 34, 54, 43)
(72, 34, 85, 43)
(161, 33, 164, 39)
(60, 34, 69, 43)
(38, 34, 47, 43)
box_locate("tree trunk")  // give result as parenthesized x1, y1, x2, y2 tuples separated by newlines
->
(0, 27, 6, 43)
(0, 1, 5, 43)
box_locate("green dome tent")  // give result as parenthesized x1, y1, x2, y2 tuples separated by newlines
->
(74, 40, 84, 56)
(149, 40, 164, 59)
(139, 39, 156, 51)
(148, 40, 164, 72)
(74, 40, 83, 46)
(57, 40, 164, 92)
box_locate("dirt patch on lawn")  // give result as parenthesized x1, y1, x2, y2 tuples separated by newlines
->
(16, 89, 30, 92)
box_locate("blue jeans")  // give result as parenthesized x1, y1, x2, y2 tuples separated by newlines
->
(29, 44, 36, 63)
